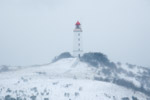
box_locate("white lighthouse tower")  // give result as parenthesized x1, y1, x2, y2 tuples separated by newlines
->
(73, 21, 83, 58)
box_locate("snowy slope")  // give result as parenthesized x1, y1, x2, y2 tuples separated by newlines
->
(0, 58, 150, 100)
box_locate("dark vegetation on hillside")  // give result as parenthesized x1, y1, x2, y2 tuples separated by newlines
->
(80, 52, 116, 68)
(53, 52, 116, 68)
(0, 65, 9, 72)
(52, 52, 73, 62)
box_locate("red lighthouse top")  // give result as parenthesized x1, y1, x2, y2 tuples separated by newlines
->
(76, 21, 81, 25)
(74, 21, 82, 32)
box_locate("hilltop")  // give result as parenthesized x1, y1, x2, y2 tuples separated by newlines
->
(0, 52, 150, 100)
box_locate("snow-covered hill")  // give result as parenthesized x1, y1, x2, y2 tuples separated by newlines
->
(0, 52, 150, 100)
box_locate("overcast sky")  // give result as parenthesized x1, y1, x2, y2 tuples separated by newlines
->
(0, 0, 150, 67)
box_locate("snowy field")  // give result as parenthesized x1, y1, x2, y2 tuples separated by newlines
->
(0, 58, 150, 100)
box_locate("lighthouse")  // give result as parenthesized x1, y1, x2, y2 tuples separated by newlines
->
(73, 21, 83, 58)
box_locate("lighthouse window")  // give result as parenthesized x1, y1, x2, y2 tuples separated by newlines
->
(76, 25, 80, 29)
(78, 43, 80, 46)
(78, 33, 80, 36)
(78, 38, 80, 41)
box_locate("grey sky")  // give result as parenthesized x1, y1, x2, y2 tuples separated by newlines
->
(0, 0, 150, 67)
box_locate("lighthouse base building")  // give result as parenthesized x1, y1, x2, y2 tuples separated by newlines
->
(73, 21, 83, 58)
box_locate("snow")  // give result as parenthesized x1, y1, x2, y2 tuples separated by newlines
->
(0, 78, 148, 100)
(0, 58, 149, 100)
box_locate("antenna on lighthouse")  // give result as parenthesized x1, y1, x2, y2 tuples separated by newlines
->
(73, 21, 83, 58)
